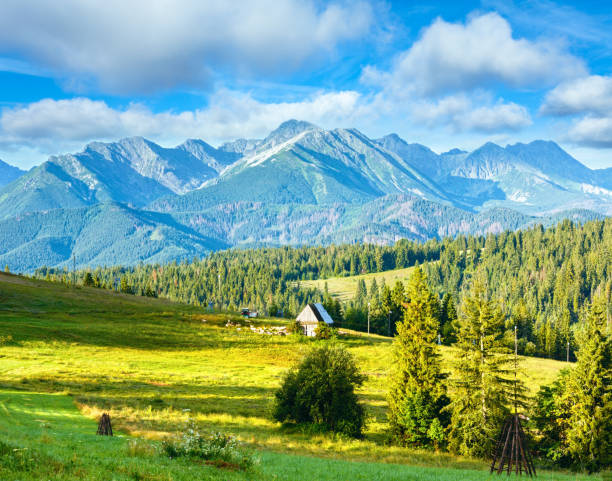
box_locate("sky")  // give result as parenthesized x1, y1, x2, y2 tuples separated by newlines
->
(0, 0, 611, 169)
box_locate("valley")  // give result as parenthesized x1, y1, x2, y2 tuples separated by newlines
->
(0, 272, 592, 480)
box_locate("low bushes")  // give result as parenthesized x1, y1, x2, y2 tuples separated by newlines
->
(162, 421, 256, 471)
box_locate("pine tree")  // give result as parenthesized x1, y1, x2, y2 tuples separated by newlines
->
(120, 277, 133, 295)
(83, 272, 95, 287)
(369, 278, 379, 300)
(440, 293, 457, 345)
(388, 267, 449, 447)
(559, 295, 611, 471)
(447, 280, 514, 457)
(354, 279, 367, 306)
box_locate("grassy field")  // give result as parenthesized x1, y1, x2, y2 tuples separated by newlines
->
(0, 272, 598, 480)
(300, 266, 417, 301)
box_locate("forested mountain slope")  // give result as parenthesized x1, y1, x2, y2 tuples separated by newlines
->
(2, 120, 611, 271)
(37, 217, 611, 361)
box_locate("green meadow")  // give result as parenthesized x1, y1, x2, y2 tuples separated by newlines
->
(0, 272, 599, 480)
(300, 266, 417, 301)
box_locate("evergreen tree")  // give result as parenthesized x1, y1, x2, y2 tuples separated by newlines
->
(355, 279, 367, 306)
(369, 278, 379, 300)
(559, 296, 611, 471)
(447, 280, 514, 457)
(83, 272, 94, 287)
(388, 267, 449, 447)
(120, 277, 134, 295)
(439, 293, 457, 345)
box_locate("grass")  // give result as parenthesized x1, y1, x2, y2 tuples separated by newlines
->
(300, 266, 417, 301)
(0, 272, 597, 480)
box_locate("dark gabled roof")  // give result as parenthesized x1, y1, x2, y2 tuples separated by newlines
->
(309, 303, 324, 323)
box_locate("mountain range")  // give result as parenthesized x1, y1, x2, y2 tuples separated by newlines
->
(0, 120, 610, 271)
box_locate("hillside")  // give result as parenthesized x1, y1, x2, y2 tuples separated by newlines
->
(300, 265, 418, 301)
(0, 272, 588, 481)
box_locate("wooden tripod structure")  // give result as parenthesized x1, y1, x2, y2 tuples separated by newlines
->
(490, 326, 536, 476)
(97, 413, 113, 436)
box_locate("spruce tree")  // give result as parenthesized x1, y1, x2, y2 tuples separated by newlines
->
(440, 293, 457, 345)
(388, 267, 449, 447)
(559, 295, 611, 471)
(447, 280, 514, 457)
(83, 272, 95, 287)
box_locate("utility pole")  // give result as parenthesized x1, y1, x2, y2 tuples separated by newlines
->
(387, 310, 391, 337)
(73, 255, 76, 286)
(567, 340, 570, 363)
(367, 302, 371, 336)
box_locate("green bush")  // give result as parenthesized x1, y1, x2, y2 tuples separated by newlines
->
(162, 421, 256, 470)
(272, 344, 366, 437)
(315, 322, 334, 339)
(287, 319, 304, 335)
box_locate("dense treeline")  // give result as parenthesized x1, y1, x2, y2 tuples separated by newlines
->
(425, 218, 611, 359)
(35, 218, 611, 361)
(344, 218, 611, 361)
(35, 240, 439, 317)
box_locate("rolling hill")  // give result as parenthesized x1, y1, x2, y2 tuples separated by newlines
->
(0, 272, 590, 481)
(300, 265, 419, 301)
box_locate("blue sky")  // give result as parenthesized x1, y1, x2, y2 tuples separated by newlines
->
(0, 0, 611, 169)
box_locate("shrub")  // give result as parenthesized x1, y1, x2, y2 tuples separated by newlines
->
(272, 344, 366, 437)
(287, 320, 303, 335)
(162, 421, 255, 471)
(315, 322, 334, 339)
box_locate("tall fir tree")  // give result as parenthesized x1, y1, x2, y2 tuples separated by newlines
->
(388, 267, 449, 447)
(447, 280, 515, 458)
(440, 293, 458, 345)
(559, 295, 611, 471)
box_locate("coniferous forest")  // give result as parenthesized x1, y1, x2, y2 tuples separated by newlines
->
(35, 218, 611, 363)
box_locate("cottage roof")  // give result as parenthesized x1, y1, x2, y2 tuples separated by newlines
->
(296, 303, 334, 325)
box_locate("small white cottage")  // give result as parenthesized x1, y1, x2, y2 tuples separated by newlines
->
(296, 303, 334, 337)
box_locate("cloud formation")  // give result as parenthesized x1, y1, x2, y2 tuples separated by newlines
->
(411, 94, 531, 132)
(0, 0, 373, 94)
(540, 75, 612, 147)
(567, 117, 612, 148)
(366, 12, 586, 97)
(0, 91, 366, 151)
(541, 75, 612, 116)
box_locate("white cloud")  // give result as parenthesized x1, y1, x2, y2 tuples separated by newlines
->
(567, 117, 612, 148)
(0, 0, 373, 94)
(0, 91, 367, 153)
(366, 12, 586, 97)
(540, 76, 612, 148)
(541, 75, 612, 116)
(460, 102, 532, 132)
(412, 94, 531, 132)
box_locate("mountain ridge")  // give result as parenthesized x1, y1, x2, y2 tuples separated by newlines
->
(0, 120, 611, 271)
(0, 158, 25, 188)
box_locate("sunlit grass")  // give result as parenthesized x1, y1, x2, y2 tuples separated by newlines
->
(0, 272, 589, 480)
(299, 266, 417, 300)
